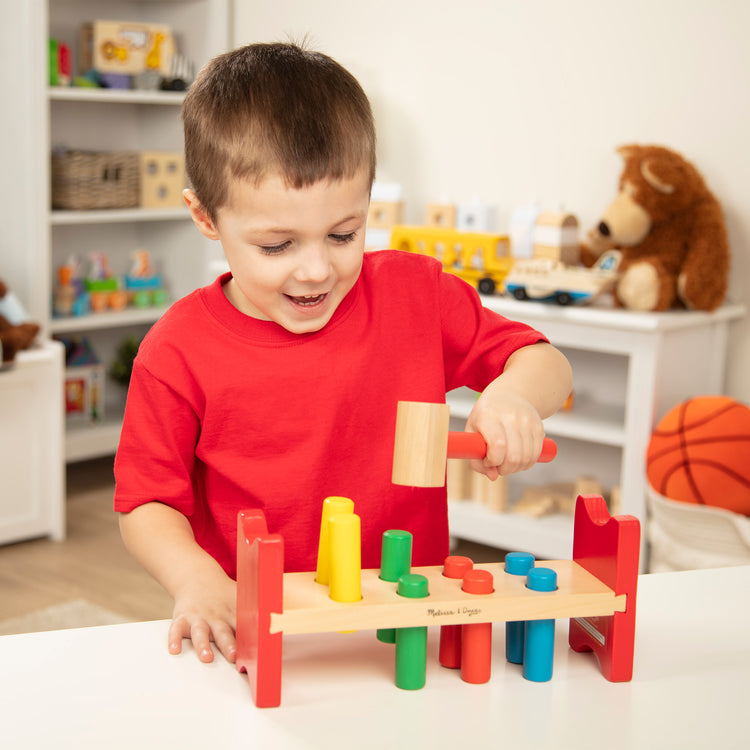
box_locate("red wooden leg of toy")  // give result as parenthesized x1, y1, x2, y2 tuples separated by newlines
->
(236, 510, 284, 707)
(569, 495, 640, 682)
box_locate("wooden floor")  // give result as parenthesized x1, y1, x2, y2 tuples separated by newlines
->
(0, 457, 173, 623)
(0, 457, 503, 626)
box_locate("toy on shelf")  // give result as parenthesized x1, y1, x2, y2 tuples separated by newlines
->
(0, 278, 40, 366)
(49, 39, 72, 87)
(139, 152, 186, 208)
(447, 452, 611, 518)
(509, 203, 542, 259)
(533, 211, 580, 266)
(503, 249, 622, 306)
(57, 336, 104, 423)
(79, 20, 176, 90)
(54, 255, 87, 317)
(511, 476, 605, 518)
(124, 250, 167, 308)
(456, 197, 497, 233)
(365, 182, 404, 251)
(85, 252, 124, 312)
(391, 225, 514, 296)
(580, 144, 729, 312)
(425, 201, 457, 229)
(54, 250, 167, 318)
(235, 494, 640, 707)
(160, 54, 196, 92)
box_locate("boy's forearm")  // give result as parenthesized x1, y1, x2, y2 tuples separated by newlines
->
(119, 502, 230, 598)
(484, 342, 572, 418)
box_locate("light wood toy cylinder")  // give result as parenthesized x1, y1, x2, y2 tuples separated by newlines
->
(392, 401, 450, 488)
(473, 472, 509, 512)
(447, 459, 473, 501)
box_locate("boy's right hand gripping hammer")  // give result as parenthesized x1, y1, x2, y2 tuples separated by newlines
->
(391, 401, 556, 488)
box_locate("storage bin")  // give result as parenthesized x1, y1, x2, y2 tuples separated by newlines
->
(51, 150, 139, 210)
(647, 485, 750, 572)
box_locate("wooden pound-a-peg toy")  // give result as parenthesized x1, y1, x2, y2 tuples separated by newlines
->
(391, 401, 557, 487)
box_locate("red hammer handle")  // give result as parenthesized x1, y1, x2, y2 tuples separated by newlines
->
(447, 432, 557, 463)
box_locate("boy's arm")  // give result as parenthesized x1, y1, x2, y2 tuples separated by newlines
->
(119, 502, 237, 664)
(466, 342, 573, 479)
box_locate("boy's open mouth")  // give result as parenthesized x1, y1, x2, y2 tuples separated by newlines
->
(287, 293, 328, 307)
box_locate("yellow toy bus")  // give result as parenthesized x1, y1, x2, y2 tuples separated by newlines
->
(389, 225, 513, 295)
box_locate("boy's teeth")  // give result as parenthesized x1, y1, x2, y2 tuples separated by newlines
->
(292, 294, 325, 305)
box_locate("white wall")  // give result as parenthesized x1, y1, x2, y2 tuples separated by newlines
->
(1, 2, 43, 310)
(233, 0, 749, 403)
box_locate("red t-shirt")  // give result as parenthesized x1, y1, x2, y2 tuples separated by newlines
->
(114, 251, 545, 577)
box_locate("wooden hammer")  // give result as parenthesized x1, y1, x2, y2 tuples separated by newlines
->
(392, 401, 557, 487)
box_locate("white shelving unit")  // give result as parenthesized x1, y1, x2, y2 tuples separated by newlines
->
(447, 296, 746, 566)
(30, 0, 230, 462)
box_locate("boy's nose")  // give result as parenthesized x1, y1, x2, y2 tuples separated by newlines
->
(295, 245, 332, 282)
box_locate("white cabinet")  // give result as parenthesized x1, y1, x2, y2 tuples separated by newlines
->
(447, 297, 746, 565)
(34, 0, 229, 462)
(0, 341, 65, 544)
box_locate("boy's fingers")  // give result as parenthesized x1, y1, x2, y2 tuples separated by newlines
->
(211, 622, 237, 663)
(168, 613, 236, 664)
(168, 617, 190, 655)
(190, 622, 215, 662)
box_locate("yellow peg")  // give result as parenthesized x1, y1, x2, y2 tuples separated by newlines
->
(328, 513, 362, 603)
(315, 496, 354, 585)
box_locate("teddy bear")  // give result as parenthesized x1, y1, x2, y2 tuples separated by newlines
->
(580, 144, 729, 312)
(0, 278, 40, 364)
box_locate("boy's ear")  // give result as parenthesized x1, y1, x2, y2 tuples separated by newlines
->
(183, 189, 220, 240)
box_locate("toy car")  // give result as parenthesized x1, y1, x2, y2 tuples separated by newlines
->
(503, 250, 622, 305)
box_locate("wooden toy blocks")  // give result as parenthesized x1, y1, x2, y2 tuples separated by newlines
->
(139, 151, 186, 209)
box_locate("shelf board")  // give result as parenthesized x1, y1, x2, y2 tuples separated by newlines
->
(449, 500, 574, 560)
(447, 389, 626, 447)
(66, 419, 122, 463)
(51, 306, 168, 334)
(49, 87, 185, 105)
(481, 295, 746, 334)
(544, 401, 626, 446)
(50, 207, 190, 225)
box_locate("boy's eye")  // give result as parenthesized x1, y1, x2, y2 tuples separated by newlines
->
(329, 231, 357, 244)
(259, 241, 291, 255)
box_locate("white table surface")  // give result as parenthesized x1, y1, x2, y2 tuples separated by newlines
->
(1, 566, 748, 749)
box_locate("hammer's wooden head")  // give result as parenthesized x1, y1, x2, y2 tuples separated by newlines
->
(392, 401, 451, 487)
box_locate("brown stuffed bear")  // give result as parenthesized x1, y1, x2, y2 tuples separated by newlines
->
(581, 144, 729, 312)
(0, 279, 40, 364)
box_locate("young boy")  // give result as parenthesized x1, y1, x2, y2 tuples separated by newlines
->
(114, 42, 572, 666)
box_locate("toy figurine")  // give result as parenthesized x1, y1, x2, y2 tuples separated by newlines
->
(124, 249, 167, 307)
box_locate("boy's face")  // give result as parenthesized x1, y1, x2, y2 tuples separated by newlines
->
(186, 171, 370, 334)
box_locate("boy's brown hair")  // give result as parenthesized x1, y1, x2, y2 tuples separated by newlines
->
(182, 42, 377, 222)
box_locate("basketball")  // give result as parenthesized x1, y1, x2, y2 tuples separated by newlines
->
(647, 396, 750, 516)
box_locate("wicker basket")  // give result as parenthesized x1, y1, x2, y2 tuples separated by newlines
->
(51, 150, 139, 210)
